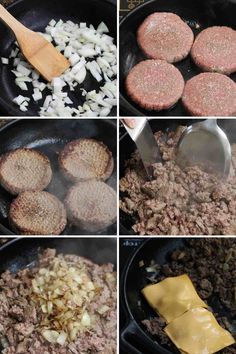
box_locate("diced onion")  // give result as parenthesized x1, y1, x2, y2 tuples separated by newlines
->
(1, 57, 9, 64)
(4, 19, 117, 116)
(32, 256, 97, 346)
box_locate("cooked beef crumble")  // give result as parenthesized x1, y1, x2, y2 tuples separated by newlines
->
(0, 249, 117, 354)
(141, 238, 236, 354)
(120, 126, 236, 235)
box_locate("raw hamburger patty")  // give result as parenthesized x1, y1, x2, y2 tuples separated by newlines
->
(65, 180, 116, 232)
(9, 191, 67, 235)
(0, 148, 52, 195)
(182, 73, 236, 116)
(59, 139, 114, 182)
(126, 60, 184, 111)
(137, 12, 194, 63)
(191, 26, 236, 75)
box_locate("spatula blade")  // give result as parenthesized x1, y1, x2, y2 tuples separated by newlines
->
(18, 31, 70, 82)
(27, 41, 70, 82)
(135, 121, 160, 179)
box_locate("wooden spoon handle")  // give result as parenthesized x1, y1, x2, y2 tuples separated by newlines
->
(0, 4, 26, 36)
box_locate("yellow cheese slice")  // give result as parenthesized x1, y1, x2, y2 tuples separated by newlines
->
(165, 307, 235, 354)
(142, 274, 207, 323)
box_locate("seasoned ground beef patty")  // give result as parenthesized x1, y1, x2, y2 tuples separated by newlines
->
(0, 248, 117, 354)
(65, 180, 117, 232)
(0, 148, 52, 195)
(9, 191, 67, 235)
(182, 73, 236, 116)
(191, 26, 236, 75)
(120, 126, 236, 235)
(137, 12, 194, 63)
(59, 139, 113, 182)
(126, 60, 184, 111)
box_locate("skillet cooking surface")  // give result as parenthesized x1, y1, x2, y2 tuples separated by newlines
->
(119, 118, 236, 235)
(122, 238, 236, 354)
(0, 0, 117, 116)
(119, 0, 236, 116)
(0, 119, 117, 235)
(0, 237, 117, 274)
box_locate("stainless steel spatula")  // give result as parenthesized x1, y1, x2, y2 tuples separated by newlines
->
(176, 119, 231, 178)
(123, 118, 160, 179)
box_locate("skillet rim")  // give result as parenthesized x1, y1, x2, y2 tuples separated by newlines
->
(0, 237, 118, 269)
(0, 237, 18, 252)
(121, 237, 174, 353)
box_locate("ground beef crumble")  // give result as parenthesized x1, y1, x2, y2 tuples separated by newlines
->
(0, 249, 117, 354)
(141, 238, 236, 354)
(120, 126, 236, 235)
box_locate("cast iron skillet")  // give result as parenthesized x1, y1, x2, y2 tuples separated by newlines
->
(119, 118, 236, 235)
(0, 118, 117, 235)
(0, 237, 117, 274)
(119, 0, 236, 116)
(0, 0, 117, 116)
(120, 238, 235, 353)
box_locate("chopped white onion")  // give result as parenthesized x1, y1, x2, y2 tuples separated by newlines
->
(5, 19, 117, 116)
(1, 57, 8, 64)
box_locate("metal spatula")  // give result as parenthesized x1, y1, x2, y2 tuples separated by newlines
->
(0, 4, 70, 81)
(176, 119, 231, 178)
(123, 118, 161, 179)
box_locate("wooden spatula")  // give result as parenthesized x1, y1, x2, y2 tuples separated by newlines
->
(0, 4, 70, 82)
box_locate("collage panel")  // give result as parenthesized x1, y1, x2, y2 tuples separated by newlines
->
(119, 0, 236, 117)
(0, 0, 235, 353)
(0, 237, 117, 352)
(0, 0, 117, 117)
(119, 237, 236, 354)
(0, 118, 117, 235)
(119, 118, 236, 236)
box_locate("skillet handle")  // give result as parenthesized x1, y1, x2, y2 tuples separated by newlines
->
(121, 320, 161, 354)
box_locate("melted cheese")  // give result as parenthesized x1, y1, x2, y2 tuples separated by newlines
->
(165, 307, 235, 354)
(142, 274, 207, 323)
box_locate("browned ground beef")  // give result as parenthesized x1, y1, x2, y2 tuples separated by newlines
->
(0, 249, 117, 354)
(141, 238, 236, 353)
(120, 126, 236, 235)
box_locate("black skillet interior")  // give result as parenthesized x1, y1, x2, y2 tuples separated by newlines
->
(0, 118, 117, 235)
(119, 0, 236, 116)
(119, 118, 236, 235)
(0, 237, 117, 275)
(0, 0, 117, 116)
(121, 238, 235, 354)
